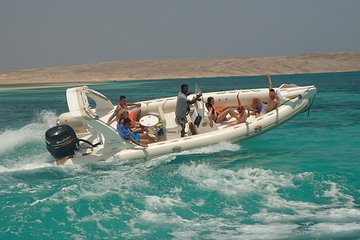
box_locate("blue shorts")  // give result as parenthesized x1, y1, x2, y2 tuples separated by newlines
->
(133, 133, 140, 143)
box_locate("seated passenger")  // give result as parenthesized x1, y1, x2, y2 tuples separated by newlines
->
(107, 95, 141, 125)
(251, 98, 267, 117)
(117, 109, 142, 133)
(118, 118, 153, 148)
(225, 93, 248, 127)
(206, 96, 239, 128)
(117, 109, 128, 125)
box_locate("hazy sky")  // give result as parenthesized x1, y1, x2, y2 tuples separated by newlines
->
(1, 0, 359, 70)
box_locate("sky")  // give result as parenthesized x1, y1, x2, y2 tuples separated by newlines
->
(0, 0, 359, 71)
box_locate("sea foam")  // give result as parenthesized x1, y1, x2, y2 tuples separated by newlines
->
(179, 163, 294, 196)
(0, 110, 57, 154)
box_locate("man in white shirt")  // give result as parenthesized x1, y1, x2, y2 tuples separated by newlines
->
(175, 84, 202, 137)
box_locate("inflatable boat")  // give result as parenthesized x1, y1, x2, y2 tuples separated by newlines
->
(45, 83, 316, 165)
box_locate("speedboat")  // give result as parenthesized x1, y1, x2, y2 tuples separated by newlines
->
(45, 83, 316, 165)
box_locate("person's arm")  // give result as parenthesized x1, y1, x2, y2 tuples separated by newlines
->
(208, 107, 214, 128)
(128, 134, 147, 148)
(187, 93, 202, 105)
(249, 105, 257, 115)
(107, 106, 119, 124)
(132, 127, 143, 133)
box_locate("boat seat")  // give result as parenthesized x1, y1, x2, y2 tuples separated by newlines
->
(191, 105, 218, 134)
(157, 105, 181, 140)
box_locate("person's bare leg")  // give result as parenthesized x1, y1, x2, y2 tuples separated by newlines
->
(140, 133, 155, 143)
(140, 139, 150, 144)
(216, 108, 239, 123)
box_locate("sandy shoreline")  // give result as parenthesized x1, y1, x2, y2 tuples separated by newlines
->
(1, 52, 359, 87)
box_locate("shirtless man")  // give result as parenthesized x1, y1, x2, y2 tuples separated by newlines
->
(107, 95, 141, 125)
(267, 74, 279, 112)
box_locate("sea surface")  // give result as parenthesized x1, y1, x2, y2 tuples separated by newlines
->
(1, 72, 360, 239)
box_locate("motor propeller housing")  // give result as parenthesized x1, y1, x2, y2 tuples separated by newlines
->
(45, 125, 78, 160)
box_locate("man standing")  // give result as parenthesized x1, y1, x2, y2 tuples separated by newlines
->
(175, 84, 202, 137)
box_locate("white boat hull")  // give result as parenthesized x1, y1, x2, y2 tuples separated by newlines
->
(49, 84, 316, 165)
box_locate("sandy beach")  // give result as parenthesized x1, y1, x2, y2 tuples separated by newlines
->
(0, 52, 359, 87)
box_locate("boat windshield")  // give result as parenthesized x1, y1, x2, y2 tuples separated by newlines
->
(194, 83, 204, 118)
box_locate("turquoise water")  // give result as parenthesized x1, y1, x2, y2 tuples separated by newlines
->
(1, 72, 360, 239)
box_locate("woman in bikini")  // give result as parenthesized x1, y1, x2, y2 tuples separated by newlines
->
(206, 97, 239, 128)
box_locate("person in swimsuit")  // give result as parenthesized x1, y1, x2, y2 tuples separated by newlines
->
(107, 95, 141, 125)
(117, 109, 143, 133)
(206, 96, 239, 128)
(117, 118, 153, 148)
(225, 93, 248, 128)
(251, 98, 267, 117)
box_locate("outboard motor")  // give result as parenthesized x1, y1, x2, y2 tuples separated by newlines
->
(45, 125, 78, 159)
